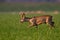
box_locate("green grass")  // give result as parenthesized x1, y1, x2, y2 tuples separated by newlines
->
(0, 12, 60, 40)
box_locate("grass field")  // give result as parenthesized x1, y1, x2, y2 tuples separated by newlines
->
(0, 12, 60, 40)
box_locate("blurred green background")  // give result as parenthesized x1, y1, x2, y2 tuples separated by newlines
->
(0, 3, 60, 12)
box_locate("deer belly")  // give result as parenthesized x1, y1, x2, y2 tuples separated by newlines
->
(36, 20, 42, 25)
(36, 19, 46, 25)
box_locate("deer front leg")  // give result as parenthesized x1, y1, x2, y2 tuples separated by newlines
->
(28, 18, 38, 28)
(28, 24, 34, 28)
(28, 23, 38, 28)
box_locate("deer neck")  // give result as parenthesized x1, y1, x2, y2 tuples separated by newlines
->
(24, 17, 31, 22)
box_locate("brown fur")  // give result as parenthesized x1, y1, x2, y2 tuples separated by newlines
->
(20, 13, 54, 28)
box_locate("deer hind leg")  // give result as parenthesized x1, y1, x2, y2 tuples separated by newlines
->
(46, 18, 49, 25)
(46, 18, 52, 25)
(51, 22, 55, 27)
(46, 19, 55, 29)
(49, 21, 55, 28)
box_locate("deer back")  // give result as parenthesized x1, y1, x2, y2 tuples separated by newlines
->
(34, 15, 52, 25)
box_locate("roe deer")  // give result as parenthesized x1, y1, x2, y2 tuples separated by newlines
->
(20, 13, 54, 28)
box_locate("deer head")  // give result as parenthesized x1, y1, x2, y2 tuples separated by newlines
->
(20, 12, 26, 23)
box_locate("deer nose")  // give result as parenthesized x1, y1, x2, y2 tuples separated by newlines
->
(20, 20, 24, 23)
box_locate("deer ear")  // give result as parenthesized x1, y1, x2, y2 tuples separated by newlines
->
(22, 13, 25, 16)
(22, 13, 25, 15)
(21, 12, 25, 18)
